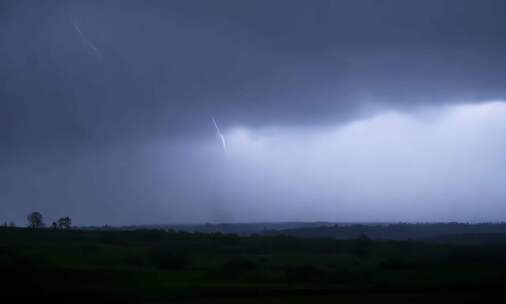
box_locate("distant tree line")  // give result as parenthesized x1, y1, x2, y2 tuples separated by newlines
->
(25, 212, 72, 229)
(263, 222, 506, 240)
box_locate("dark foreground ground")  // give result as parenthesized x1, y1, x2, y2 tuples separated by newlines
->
(1, 228, 506, 303)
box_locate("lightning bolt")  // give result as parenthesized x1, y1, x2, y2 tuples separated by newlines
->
(71, 19, 103, 62)
(211, 116, 227, 153)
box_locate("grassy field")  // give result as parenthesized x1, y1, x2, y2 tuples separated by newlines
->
(1, 228, 505, 302)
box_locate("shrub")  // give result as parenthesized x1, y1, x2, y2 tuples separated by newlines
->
(150, 248, 189, 270)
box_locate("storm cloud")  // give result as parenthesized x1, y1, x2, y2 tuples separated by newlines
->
(1, 0, 506, 225)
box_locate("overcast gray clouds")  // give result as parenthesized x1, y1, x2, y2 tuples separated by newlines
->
(1, 0, 506, 225)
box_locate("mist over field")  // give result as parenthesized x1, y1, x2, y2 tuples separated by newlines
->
(2, 101, 505, 225)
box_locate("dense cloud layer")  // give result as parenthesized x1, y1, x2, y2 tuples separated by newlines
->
(2, 1, 506, 224)
(3, 0, 506, 151)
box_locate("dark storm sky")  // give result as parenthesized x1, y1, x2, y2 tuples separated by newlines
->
(2, 0, 506, 225)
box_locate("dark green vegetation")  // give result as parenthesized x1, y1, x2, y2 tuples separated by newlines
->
(1, 228, 506, 303)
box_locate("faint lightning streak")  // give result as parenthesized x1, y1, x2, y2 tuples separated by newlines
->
(71, 20, 103, 62)
(211, 117, 227, 153)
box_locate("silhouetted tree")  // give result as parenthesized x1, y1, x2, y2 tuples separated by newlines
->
(51, 222, 58, 229)
(27, 212, 45, 228)
(57, 216, 72, 229)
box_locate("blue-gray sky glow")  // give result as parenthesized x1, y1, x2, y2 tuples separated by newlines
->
(2, 0, 506, 225)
